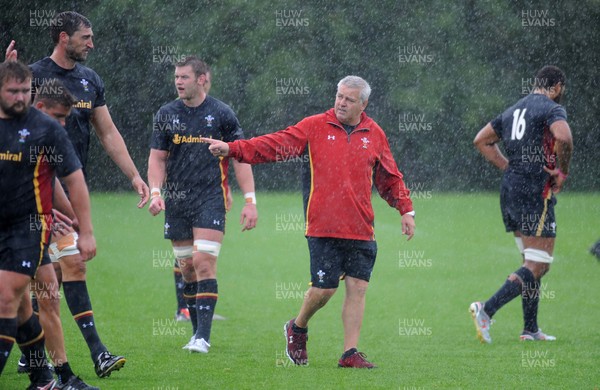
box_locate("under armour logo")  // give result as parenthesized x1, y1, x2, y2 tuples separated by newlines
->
(327, 135, 335, 140)
(213, 220, 221, 225)
(164, 223, 170, 231)
(288, 335, 293, 343)
(198, 305, 211, 310)
(82, 322, 94, 328)
(22, 261, 31, 268)
(173, 118, 179, 125)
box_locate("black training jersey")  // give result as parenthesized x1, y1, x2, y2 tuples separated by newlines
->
(29, 57, 106, 171)
(491, 93, 567, 197)
(0, 107, 82, 225)
(150, 96, 244, 205)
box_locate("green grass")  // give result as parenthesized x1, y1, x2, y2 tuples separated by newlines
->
(2, 192, 599, 389)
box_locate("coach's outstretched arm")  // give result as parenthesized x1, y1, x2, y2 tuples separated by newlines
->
(61, 169, 96, 261)
(91, 106, 150, 208)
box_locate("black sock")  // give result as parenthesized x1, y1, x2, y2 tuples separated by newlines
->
(16, 314, 52, 384)
(0, 317, 17, 375)
(184, 281, 198, 335)
(522, 275, 540, 333)
(342, 348, 357, 359)
(195, 279, 218, 342)
(62, 281, 107, 360)
(55, 361, 74, 383)
(484, 267, 532, 318)
(174, 266, 186, 311)
(292, 322, 308, 334)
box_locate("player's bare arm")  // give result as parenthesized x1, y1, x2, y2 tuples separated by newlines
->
(544, 119, 573, 193)
(147, 148, 168, 216)
(60, 169, 96, 261)
(53, 177, 76, 220)
(91, 105, 150, 208)
(232, 160, 258, 231)
(473, 123, 509, 171)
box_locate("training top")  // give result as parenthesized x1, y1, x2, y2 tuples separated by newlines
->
(491, 93, 567, 198)
(150, 96, 245, 206)
(0, 107, 81, 225)
(29, 57, 106, 171)
(228, 108, 413, 241)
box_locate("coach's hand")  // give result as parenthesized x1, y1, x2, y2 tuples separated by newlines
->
(77, 231, 96, 261)
(148, 194, 165, 216)
(5, 40, 17, 62)
(133, 176, 150, 208)
(401, 214, 415, 241)
(240, 203, 258, 232)
(201, 137, 230, 157)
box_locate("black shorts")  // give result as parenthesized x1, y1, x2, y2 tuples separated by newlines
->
(164, 196, 226, 240)
(500, 179, 557, 237)
(0, 218, 51, 278)
(307, 237, 377, 289)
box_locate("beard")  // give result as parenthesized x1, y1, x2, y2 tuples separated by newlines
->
(65, 44, 88, 63)
(553, 91, 563, 104)
(0, 100, 29, 118)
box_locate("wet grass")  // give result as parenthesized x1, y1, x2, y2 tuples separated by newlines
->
(2, 192, 598, 389)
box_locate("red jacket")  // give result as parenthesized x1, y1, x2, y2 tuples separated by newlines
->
(228, 108, 413, 241)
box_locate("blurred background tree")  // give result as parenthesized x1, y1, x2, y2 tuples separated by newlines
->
(1, 0, 598, 192)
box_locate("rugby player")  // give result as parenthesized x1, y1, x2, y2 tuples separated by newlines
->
(13, 78, 99, 389)
(0, 61, 96, 389)
(470, 65, 573, 343)
(6, 11, 150, 377)
(148, 56, 258, 354)
(202, 75, 416, 368)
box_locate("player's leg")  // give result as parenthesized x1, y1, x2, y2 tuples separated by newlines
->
(0, 269, 30, 375)
(338, 239, 377, 368)
(188, 228, 223, 353)
(31, 263, 67, 368)
(171, 240, 197, 349)
(57, 232, 125, 377)
(470, 183, 526, 343)
(0, 223, 54, 386)
(16, 289, 57, 387)
(173, 261, 189, 321)
(519, 235, 555, 341)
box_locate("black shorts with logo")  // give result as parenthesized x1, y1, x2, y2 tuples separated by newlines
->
(164, 195, 226, 240)
(500, 177, 557, 238)
(0, 217, 51, 278)
(307, 237, 377, 289)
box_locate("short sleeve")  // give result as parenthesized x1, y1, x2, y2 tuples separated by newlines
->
(547, 105, 567, 126)
(49, 123, 82, 178)
(220, 106, 245, 142)
(150, 107, 171, 150)
(490, 114, 504, 139)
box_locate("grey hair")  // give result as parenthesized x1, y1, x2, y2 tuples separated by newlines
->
(337, 75, 371, 103)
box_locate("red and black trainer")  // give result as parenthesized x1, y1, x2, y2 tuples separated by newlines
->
(338, 351, 376, 369)
(283, 318, 308, 365)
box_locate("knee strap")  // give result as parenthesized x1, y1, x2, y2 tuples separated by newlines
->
(193, 240, 221, 257)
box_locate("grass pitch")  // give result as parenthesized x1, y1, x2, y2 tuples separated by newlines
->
(2, 192, 599, 389)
